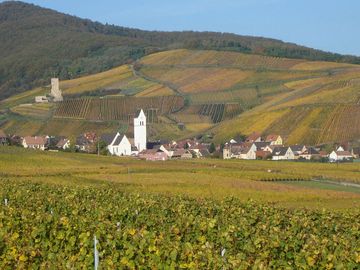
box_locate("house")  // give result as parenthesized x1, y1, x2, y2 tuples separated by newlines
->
(299, 147, 320, 160)
(252, 141, 271, 151)
(101, 133, 131, 156)
(172, 149, 193, 159)
(272, 147, 295, 161)
(223, 142, 256, 159)
(22, 136, 48, 150)
(263, 144, 276, 153)
(198, 149, 211, 158)
(138, 149, 168, 161)
(0, 130, 8, 145)
(76, 135, 95, 153)
(352, 147, 360, 158)
(289, 145, 307, 158)
(223, 146, 232, 159)
(245, 132, 262, 143)
(176, 139, 199, 150)
(265, 135, 283, 146)
(239, 147, 256, 160)
(153, 145, 173, 158)
(35, 96, 49, 103)
(255, 150, 272, 160)
(188, 143, 210, 157)
(56, 138, 70, 150)
(83, 132, 97, 144)
(329, 150, 353, 162)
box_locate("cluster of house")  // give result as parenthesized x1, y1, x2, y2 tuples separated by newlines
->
(223, 132, 360, 162)
(0, 109, 212, 161)
(1, 114, 359, 162)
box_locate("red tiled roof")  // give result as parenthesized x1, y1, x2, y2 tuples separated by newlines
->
(246, 132, 262, 142)
(24, 136, 47, 146)
(265, 134, 280, 142)
(336, 151, 352, 156)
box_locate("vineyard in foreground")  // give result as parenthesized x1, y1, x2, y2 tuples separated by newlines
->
(1, 180, 359, 269)
(0, 148, 360, 268)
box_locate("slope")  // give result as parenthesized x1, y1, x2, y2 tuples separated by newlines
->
(211, 62, 360, 144)
(1, 49, 360, 144)
(1, 1, 360, 101)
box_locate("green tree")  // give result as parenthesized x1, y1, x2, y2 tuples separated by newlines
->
(209, 143, 216, 153)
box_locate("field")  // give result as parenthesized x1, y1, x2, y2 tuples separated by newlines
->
(0, 148, 360, 268)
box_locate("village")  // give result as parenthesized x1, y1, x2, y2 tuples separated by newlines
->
(0, 107, 359, 163)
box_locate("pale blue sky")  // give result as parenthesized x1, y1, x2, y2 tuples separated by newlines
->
(3, 0, 360, 56)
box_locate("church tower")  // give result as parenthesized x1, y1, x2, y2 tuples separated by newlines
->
(134, 109, 147, 152)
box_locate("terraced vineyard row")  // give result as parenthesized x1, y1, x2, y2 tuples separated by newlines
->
(54, 96, 184, 122)
(54, 99, 91, 119)
(317, 105, 360, 144)
(199, 104, 225, 123)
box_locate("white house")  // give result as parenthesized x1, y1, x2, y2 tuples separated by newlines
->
(329, 150, 353, 162)
(239, 147, 256, 160)
(272, 147, 295, 161)
(101, 132, 131, 156)
(22, 136, 49, 151)
(223, 143, 256, 160)
(134, 109, 147, 152)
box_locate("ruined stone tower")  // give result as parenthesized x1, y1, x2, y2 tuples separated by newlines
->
(50, 78, 63, 102)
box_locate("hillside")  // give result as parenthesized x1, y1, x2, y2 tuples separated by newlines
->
(1, 49, 360, 145)
(2, 1, 360, 100)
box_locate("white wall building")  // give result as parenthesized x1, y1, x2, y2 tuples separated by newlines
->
(101, 132, 131, 156)
(134, 109, 147, 152)
(329, 150, 353, 162)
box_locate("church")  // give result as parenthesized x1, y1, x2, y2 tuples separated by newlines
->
(100, 109, 147, 156)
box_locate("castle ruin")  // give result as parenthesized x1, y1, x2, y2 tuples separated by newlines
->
(50, 78, 63, 102)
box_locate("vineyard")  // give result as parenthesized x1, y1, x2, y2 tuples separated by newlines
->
(2, 48, 360, 143)
(173, 103, 243, 124)
(1, 179, 359, 269)
(140, 66, 252, 94)
(140, 49, 306, 69)
(54, 96, 185, 122)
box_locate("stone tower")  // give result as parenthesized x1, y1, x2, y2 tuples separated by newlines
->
(50, 78, 63, 102)
(134, 109, 147, 152)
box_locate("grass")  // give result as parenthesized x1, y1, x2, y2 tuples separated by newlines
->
(10, 103, 54, 119)
(279, 180, 360, 194)
(0, 147, 359, 210)
(0, 87, 47, 109)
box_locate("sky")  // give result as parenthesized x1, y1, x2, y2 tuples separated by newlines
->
(3, 0, 360, 56)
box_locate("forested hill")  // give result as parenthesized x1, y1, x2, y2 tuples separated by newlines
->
(1, 1, 360, 100)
